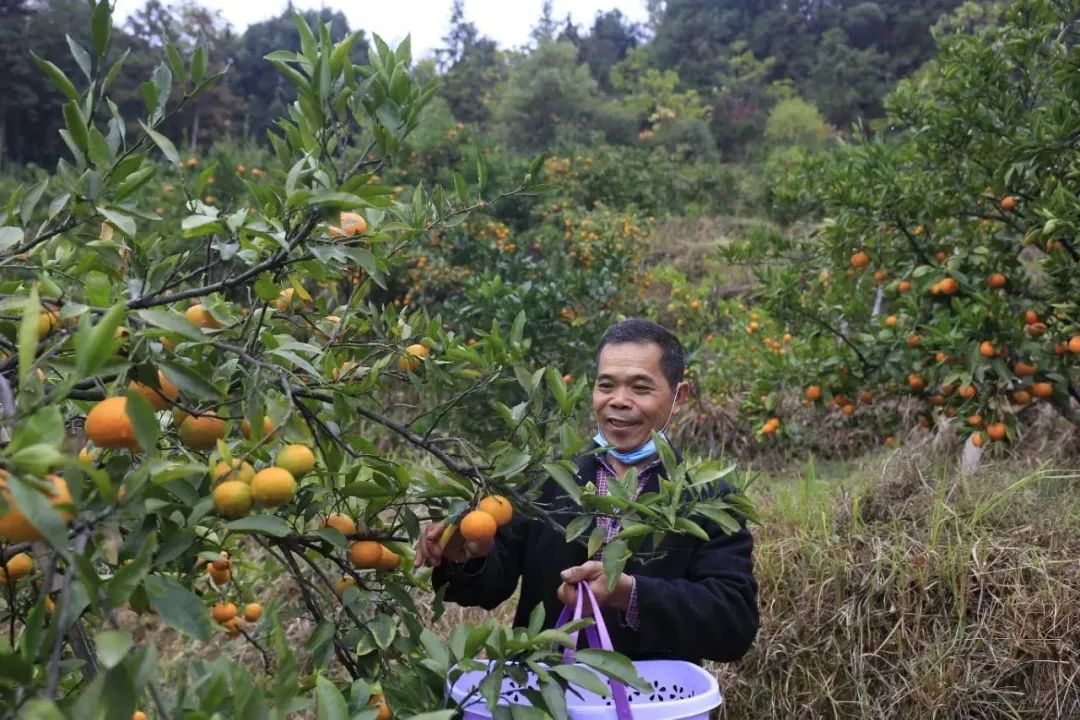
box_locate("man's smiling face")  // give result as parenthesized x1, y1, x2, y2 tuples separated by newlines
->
(592, 341, 687, 452)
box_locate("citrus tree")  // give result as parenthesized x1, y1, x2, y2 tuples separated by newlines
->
(670, 0, 1079, 454)
(0, 4, 750, 718)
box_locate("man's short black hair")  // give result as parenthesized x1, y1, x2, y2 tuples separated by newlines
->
(596, 317, 685, 390)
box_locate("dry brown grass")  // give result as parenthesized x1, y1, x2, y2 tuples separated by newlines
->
(713, 451, 1080, 719)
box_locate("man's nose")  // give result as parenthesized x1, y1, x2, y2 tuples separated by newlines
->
(608, 389, 631, 407)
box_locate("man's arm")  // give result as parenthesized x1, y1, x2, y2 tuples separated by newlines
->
(629, 524, 758, 662)
(430, 514, 528, 610)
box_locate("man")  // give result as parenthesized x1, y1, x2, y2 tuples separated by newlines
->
(414, 318, 758, 663)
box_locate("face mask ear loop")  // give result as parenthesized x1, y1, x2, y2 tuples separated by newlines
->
(658, 382, 682, 436)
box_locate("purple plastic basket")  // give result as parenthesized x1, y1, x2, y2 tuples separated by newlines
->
(447, 584, 722, 719)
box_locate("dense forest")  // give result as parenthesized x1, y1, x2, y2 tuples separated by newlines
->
(1, 0, 981, 169)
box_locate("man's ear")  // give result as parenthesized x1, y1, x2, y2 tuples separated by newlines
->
(675, 380, 690, 405)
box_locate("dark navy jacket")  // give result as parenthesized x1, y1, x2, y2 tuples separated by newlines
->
(433, 446, 759, 663)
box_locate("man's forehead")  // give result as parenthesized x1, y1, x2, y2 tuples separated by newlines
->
(597, 342, 664, 374)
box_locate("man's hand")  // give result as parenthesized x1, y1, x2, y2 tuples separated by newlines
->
(557, 561, 634, 612)
(414, 521, 495, 568)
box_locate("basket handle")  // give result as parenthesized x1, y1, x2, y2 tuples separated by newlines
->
(555, 582, 633, 720)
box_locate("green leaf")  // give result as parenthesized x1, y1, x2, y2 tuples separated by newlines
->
(144, 575, 212, 641)
(544, 462, 582, 504)
(224, 516, 293, 538)
(97, 207, 136, 238)
(191, 41, 207, 84)
(418, 628, 449, 672)
(62, 102, 89, 152)
(0, 226, 23, 252)
(493, 449, 530, 479)
(550, 664, 612, 698)
(564, 515, 592, 544)
(124, 389, 158, 453)
(540, 678, 569, 719)
(95, 630, 133, 669)
(135, 309, 206, 341)
(315, 676, 348, 720)
(16, 700, 66, 720)
(78, 303, 125, 374)
(139, 122, 179, 165)
(574, 649, 651, 693)
(90, 0, 111, 56)
(66, 35, 92, 81)
(601, 539, 629, 594)
(586, 526, 606, 559)
(105, 535, 157, 608)
(32, 53, 79, 101)
(407, 713, 457, 720)
(674, 517, 710, 542)
(369, 614, 396, 650)
(18, 289, 40, 391)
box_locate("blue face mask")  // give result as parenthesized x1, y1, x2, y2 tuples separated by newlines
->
(593, 428, 669, 464)
(593, 394, 678, 464)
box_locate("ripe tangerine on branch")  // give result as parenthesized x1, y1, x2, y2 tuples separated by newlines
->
(477, 495, 513, 526)
(0, 473, 74, 543)
(85, 396, 139, 450)
(179, 413, 226, 450)
(251, 467, 297, 506)
(128, 370, 179, 411)
(349, 540, 384, 568)
(459, 510, 498, 543)
(850, 251, 870, 268)
(212, 602, 238, 625)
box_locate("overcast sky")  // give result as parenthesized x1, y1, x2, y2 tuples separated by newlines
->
(112, 0, 651, 59)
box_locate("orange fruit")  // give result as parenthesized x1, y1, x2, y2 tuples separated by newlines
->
(324, 513, 356, 536)
(1023, 309, 1039, 325)
(240, 415, 276, 440)
(211, 602, 238, 625)
(250, 467, 297, 506)
(213, 459, 255, 486)
(971, 431, 984, 448)
(276, 444, 315, 478)
(368, 693, 391, 720)
(1000, 195, 1017, 211)
(397, 343, 429, 372)
(35, 304, 61, 339)
(128, 370, 179, 411)
(213, 481, 253, 519)
(907, 373, 925, 392)
(207, 563, 231, 585)
(223, 617, 244, 637)
(78, 445, 99, 464)
(179, 413, 226, 450)
(939, 278, 959, 295)
(987, 273, 1007, 289)
(477, 495, 513, 527)
(1014, 361, 1037, 377)
(348, 540, 384, 568)
(243, 603, 262, 622)
(375, 546, 400, 571)
(1025, 322, 1047, 337)
(930, 395, 945, 406)
(859, 391, 873, 405)
(884, 315, 898, 328)
(133, 712, 148, 720)
(840, 404, 855, 416)
(1069, 336, 1080, 354)
(986, 423, 1007, 441)
(905, 335, 921, 348)
(0, 474, 74, 542)
(804, 385, 822, 401)
(335, 576, 357, 595)
(1031, 382, 1053, 399)
(1012, 390, 1031, 406)
(85, 396, 139, 450)
(850, 251, 870, 268)
(212, 553, 231, 572)
(958, 384, 977, 400)
(897, 280, 912, 292)
(459, 510, 497, 543)
(941, 383, 955, 395)
(329, 211, 369, 238)
(979, 341, 996, 358)
(967, 414, 983, 427)
(185, 304, 222, 329)
(0, 552, 34, 585)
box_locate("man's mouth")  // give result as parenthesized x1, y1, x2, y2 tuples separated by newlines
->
(607, 418, 638, 429)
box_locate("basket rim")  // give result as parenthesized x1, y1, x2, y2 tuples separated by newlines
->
(447, 659, 722, 713)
